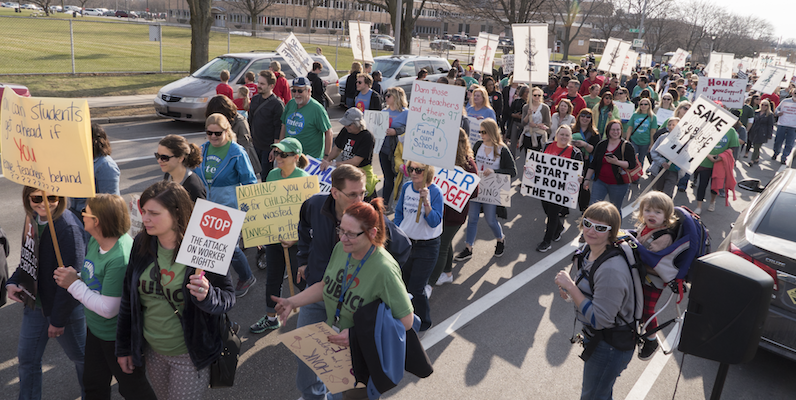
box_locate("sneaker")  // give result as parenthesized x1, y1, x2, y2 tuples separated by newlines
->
(435, 273, 453, 286)
(554, 231, 563, 242)
(772, 154, 779, 161)
(743, 152, 749, 158)
(638, 337, 659, 361)
(257, 251, 267, 270)
(782, 159, 787, 165)
(719, 189, 726, 198)
(424, 284, 433, 300)
(693, 207, 702, 215)
(454, 247, 473, 261)
(235, 276, 256, 297)
(677, 187, 686, 193)
(250, 315, 280, 333)
(536, 241, 552, 253)
(494, 240, 505, 257)
(708, 202, 716, 212)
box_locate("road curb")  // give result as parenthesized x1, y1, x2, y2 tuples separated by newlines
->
(92, 114, 163, 124)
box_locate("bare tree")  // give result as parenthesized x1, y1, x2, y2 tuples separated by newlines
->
(445, 0, 545, 27)
(547, 0, 608, 59)
(187, 0, 214, 72)
(672, 0, 721, 58)
(30, 0, 56, 15)
(592, 3, 624, 42)
(230, 0, 278, 36)
(357, 0, 428, 54)
(305, 0, 325, 34)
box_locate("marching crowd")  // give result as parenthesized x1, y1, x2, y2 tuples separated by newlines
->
(3, 55, 795, 400)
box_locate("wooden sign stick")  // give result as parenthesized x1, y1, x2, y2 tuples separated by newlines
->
(284, 247, 296, 297)
(42, 190, 65, 268)
(415, 196, 423, 223)
(631, 169, 667, 207)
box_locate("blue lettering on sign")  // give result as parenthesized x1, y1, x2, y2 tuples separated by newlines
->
(410, 122, 447, 159)
(287, 112, 306, 137)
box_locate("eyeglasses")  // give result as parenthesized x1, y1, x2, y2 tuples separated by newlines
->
(533, 94, 542, 97)
(582, 218, 612, 233)
(154, 152, 176, 162)
(30, 195, 58, 204)
(291, 88, 305, 93)
(407, 166, 426, 174)
(206, 130, 224, 137)
(356, 81, 365, 85)
(338, 189, 366, 200)
(579, 114, 592, 118)
(336, 227, 365, 240)
(81, 208, 97, 219)
(275, 150, 295, 158)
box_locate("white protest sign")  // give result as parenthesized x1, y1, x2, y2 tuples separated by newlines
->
(706, 52, 734, 79)
(695, 77, 747, 109)
(471, 172, 511, 206)
(732, 58, 750, 74)
(783, 63, 796, 86)
(621, 50, 638, 77)
(598, 38, 632, 76)
(778, 101, 796, 128)
(176, 199, 246, 276)
(279, 322, 356, 394)
(303, 156, 334, 192)
(348, 21, 373, 63)
(640, 53, 653, 68)
(656, 97, 738, 174)
(276, 33, 313, 78)
(669, 48, 689, 69)
(466, 116, 482, 147)
(759, 53, 777, 69)
(616, 102, 635, 120)
(404, 80, 466, 170)
(521, 150, 583, 209)
(364, 110, 389, 157)
(432, 167, 481, 213)
(511, 23, 549, 85)
(752, 66, 788, 95)
(501, 54, 514, 74)
(656, 109, 674, 127)
(473, 32, 500, 74)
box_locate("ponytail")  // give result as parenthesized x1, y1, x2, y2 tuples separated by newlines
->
(185, 143, 203, 169)
(297, 154, 309, 169)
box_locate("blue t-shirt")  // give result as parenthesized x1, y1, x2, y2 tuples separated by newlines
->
(355, 89, 372, 112)
(466, 105, 497, 121)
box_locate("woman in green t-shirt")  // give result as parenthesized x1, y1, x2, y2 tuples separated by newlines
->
(625, 99, 657, 170)
(55, 194, 157, 399)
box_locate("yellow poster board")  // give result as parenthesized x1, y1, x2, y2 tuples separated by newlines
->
(279, 322, 357, 394)
(236, 175, 319, 247)
(1, 89, 95, 197)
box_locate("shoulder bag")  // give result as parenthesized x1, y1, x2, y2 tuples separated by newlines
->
(619, 141, 644, 184)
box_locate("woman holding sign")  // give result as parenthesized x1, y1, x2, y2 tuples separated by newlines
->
(583, 120, 637, 217)
(116, 181, 236, 400)
(379, 87, 409, 210)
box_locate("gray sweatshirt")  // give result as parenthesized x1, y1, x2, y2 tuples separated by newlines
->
(576, 252, 636, 330)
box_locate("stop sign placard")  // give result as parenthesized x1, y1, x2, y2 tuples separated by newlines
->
(201, 208, 233, 239)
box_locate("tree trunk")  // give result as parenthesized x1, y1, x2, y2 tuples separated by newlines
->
(399, 0, 414, 54)
(187, 0, 213, 73)
(251, 11, 257, 37)
(562, 25, 572, 60)
(306, 8, 312, 34)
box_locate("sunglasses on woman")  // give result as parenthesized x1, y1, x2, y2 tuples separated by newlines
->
(30, 195, 59, 204)
(407, 166, 426, 174)
(579, 114, 591, 118)
(81, 208, 97, 219)
(206, 130, 224, 137)
(154, 152, 176, 162)
(582, 218, 611, 233)
(275, 150, 295, 158)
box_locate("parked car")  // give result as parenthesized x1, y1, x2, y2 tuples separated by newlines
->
(371, 37, 394, 51)
(102, 10, 115, 16)
(114, 10, 136, 17)
(430, 40, 455, 51)
(499, 38, 513, 54)
(0, 83, 31, 109)
(20, 3, 40, 10)
(450, 34, 468, 44)
(83, 8, 105, 16)
(1, 2, 20, 8)
(338, 55, 451, 101)
(717, 169, 796, 362)
(154, 52, 340, 123)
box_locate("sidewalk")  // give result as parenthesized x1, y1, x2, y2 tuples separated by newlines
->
(86, 94, 155, 108)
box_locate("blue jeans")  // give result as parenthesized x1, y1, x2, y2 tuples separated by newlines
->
(230, 246, 252, 281)
(296, 301, 341, 400)
(581, 340, 634, 400)
(590, 179, 630, 217)
(465, 202, 504, 246)
(379, 151, 397, 205)
(18, 305, 86, 400)
(676, 173, 691, 191)
(402, 237, 441, 331)
(629, 141, 649, 171)
(773, 125, 796, 162)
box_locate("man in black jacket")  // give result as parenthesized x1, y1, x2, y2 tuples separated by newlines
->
(248, 70, 285, 180)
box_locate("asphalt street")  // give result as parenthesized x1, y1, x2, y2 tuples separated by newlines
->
(1, 109, 795, 400)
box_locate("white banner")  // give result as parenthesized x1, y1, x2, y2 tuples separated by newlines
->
(501, 54, 514, 74)
(640, 53, 653, 68)
(732, 58, 750, 75)
(473, 32, 500, 74)
(521, 150, 582, 209)
(432, 167, 481, 213)
(404, 80, 466, 170)
(621, 50, 638, 77)
(303, 156, 334, 192)
(511, 23, 549, 85)
(275, 33, 313, 78)
(656, 109, 674, 127)
(597, 38, 632, 76)
(656, 97, 738, 174)
(364, 110, 389, 157)
(471, 172, 511, 206)
(176, 199, 246, 276)
(778, 101, 796, 128)
(669, 48, 690, 69)
(751, 66, 788, 95)
(758, 53, 777, 69)
(706, 52, 734, 79)
(348, 21, 373, 63)
(466, 116, 482, 147)
(616, 102, 635, 121)
(695, 77, 747, 109)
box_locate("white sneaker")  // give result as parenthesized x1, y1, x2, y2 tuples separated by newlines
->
(435, 273, 453, 286)
(694, 207, 702, 215)
(424, 284, 433, 299)
(708, 202, 716, 212)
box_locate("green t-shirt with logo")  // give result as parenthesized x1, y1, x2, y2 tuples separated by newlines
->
(281, 98, 332, 159)
(265, 166, 310, 182)
(322, 243, 413, 331)
(139, 244, 188, 356)
(699, 128, 740, 168)
(628, 112, 658, 146)
(81, 234, 133, 341)
(204, 141, 231, 183)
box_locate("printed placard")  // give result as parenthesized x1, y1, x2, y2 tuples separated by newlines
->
(16, 215, 39, 309)
(706, 52, 734, 79)
(473, 32, 500, 74)
(695, 77, 747, 109)
(621, 50, 638, 77)
(348, 21, 373, 63)
(511, 23, 549, 84)
(616, 102, 635, 121)
(640, 53, 653, 68)
(521, 150, 582, 209)
(777, 101, 796, 128)
(751, 66, 788, 95)
(1, 90, 94, 197)
(597, 38, 632, 76)
(176, 199, 247, 276)
(432, 167, 481, 213)
(279, 322, 356, 394)
(466, 116, 482, 147)
(276, 33, 314, 78)
(669, 48, 689, 69)
(404, 80, 466, 170)
(502, 54, 514, 74)
(364, 110, 389, 157)
(236, 176, 320, 247)
(656, 109, 674, 127)
(471, 172, 511, 206)
(303, 156, 334, 192)
(656, 97, 738, 174)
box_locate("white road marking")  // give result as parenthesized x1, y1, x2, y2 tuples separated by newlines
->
(109, 131, 204, 144)
(624, 328, 682, 400)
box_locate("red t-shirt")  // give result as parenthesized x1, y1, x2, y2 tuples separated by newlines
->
(579, 76, 605, 96)
(233, 97, 246, 111)
(761, 93, 780, 108)
(245, 82, 258, 98)
(216, 83, 234, 99)
(544, 142, 574, 159)
(597, 142, 622, 184)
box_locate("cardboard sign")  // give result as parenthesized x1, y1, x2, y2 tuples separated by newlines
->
(432, 167, 481, 213)
(656, 97, 738, 174)
(1, 90, 95, 197)
(621, 50, 638, 77)
(751, 66, 788, 95)
(466, 116, 482, 147)
(669, 48, 690, 69)
(640, 53, 653, 68)
(348, 21, 373, 63)
(598, 38, 632, 76)
(706, 52, 734, 79)
(404, 80, 466, 170)
(656, 109, 674, 127)
(616, 102, 635, 120)
(502, 54, 514, 74)
(279, 322, 356, 394)
(176, 199, 246, 276)
(276, 33, 314, 78)
(511, 23, 549, 84)
(364, 110, 389, 157)
(236, 176, 320, 247)
(695, 77, 747, 109)
(471, 172, 511, 206)
(16, 215, 39, 309)
(473, 32, 500, 74)
(777, 101, 796, 128)
(521, 150, 582, 209)
(303, 156, 334, 193)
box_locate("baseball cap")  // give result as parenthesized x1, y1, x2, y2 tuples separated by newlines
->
(339, 108, 364, 126)
(271, 137, 303, 155)
(292, 77, 309, 87)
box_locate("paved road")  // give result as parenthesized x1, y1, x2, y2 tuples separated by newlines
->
(1, 113, 795, 399)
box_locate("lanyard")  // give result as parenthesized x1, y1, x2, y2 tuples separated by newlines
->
(333, 245, 376, 328)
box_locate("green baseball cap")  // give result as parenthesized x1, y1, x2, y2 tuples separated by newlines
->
(271, 137, 303, 155)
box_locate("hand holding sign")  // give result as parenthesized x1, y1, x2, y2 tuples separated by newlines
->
(176, 199, 247, 276)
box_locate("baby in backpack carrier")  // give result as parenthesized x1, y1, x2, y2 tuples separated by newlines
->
(634, 191, 678, 360)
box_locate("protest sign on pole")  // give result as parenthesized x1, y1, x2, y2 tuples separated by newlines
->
(432, 167, 481, 213)
(236, 176, 320, 247)
(751, 66, 788, 95)
(471, 173, 511, 206)
(175, 199, 246, 276)
(466, 116, 482, 147)
(732, 58, 750, 75)
(501, 54, 514, 74)
(1, 90, 95, 197)
(348, 21, 373, 63)
(276, 32, 314, 78)
(656, 97, 738, 174)
(777, 101, 796, 128)
(668, 48, 690, 69)
(695, 77, 747, 108)
(616, 102, 635, 121)
(404, 80, 466, 170)
(758, 53, 777, 69)
(473, 32, 500, 75)
(303, 156, 334, 193)
(511, 23, 549, 85)
(280, 322, 356, 394)
(656, 109, 674, 127)
(640, 53, 653, 68)
(521, 150, 583, 209)
(706, 52, 734, 79)
(621, 50, 638, 77)
(597, 38, 632, 76)
(364, 110, 389, 157)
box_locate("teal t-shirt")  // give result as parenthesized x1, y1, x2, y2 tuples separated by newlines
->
(281, 98, 332, 159)
(82, 234, 133, 341)
(699, 128, 740, 168)
(139, 244, 188, 356)
(462, 76, 477, 89)
(322, 244, 413, 331)
(584, 96, 601, 110)
(204, 141, 231, 182)
(628, 113, 657, 146)
(266, 166, 310, 182)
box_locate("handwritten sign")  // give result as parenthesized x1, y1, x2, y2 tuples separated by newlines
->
(404, 80, 466, 170)
(616, 102, 635, 121)
(656, 109, 674, 127)
(752, 66, 788, 95)
(471, 173, 511, 206)
(501, 54, 514, 74)
(511, 23, 549, 84)
(176, 199, 246, 276)
(466, 116, 482, 147)
(778, 101, 796, 128)
(656, 97, 737, 174)
(348, 21, 373, 63)
(364, 110, 389, 157)
(1, 90, 94, 197)
(598, 38, 632, 76)
(303, 156, 334, 193)
(279, 322, 356, 394)
(432, 167, 481, 213)
(521, 150, 582, 209)
(621, 50, 638, 77)
(276, 33, 314, 78)
(669, 48, 690, 69)
(473, 32, 500, 74)
(695, 77, 746, 109)
(236, 176, 320, 247)
(706, 52, 734, 79)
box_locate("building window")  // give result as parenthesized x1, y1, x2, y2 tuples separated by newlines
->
(312, 19, 328, 28)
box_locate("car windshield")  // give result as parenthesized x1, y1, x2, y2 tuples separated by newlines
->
(756, 192, 796, 239)
(192, 57, 249, 81)
(373, 59, 401, 78)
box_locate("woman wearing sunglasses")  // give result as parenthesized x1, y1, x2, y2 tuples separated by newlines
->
(54, 194, 157, 399)
(156, 134, 205, 202)
(520, 87, 551, 155)
(583, 120, 637, 216)
(592, 91, 620, 136)
(554, 201, 636, 400)
(6, 187, 86, 399)
(250, 138, 309, 334)
(205, 95, 262, 177)
(379, 87, 409, 210)
(625, 99, 657, 170)
(394, 160, 443, 331)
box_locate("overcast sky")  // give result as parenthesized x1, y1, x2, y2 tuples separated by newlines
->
(712, 0, 792, 41)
